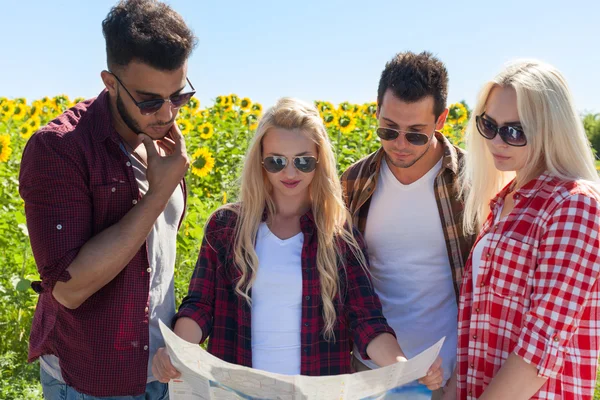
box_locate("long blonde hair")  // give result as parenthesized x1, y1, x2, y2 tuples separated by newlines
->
(222, 97, 367, 340)
(461, 59, 599, 234)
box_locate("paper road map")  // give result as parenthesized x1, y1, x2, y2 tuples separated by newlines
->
(159, 321, 444, 400)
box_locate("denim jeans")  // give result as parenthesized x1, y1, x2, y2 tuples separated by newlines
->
(40, 367, 169, 400)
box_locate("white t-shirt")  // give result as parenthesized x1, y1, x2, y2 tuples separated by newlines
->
(354, 158, 457, 384)
(251, 223, 303, 375)
(471, 205, 504, 288)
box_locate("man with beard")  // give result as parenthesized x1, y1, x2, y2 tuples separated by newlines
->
(19, 0, 196, 398)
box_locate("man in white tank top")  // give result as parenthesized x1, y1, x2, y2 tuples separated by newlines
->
(341, 51, 475, 400)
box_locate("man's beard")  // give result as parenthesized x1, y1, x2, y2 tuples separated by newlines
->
(116, 90, 144, 135)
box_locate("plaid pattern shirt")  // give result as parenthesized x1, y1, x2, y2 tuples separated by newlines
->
(457, 173, 600, 399)
(174, 205, 396, 375)
(19, 90, 186, 397)
(340, 132, 474, 302)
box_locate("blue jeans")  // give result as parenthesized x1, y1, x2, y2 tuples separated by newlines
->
(40, 367, 169, 400)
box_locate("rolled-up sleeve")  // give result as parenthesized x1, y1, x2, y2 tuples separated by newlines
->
(343, 227, 396, 360)
(19, 131, 92, 293)
(173, 211, 229, 343)
(513, 193, 600, 378)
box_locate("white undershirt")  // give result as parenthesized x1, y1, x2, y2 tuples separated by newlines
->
(471, 205, 504, 288)
(251, 223, 303, 375)
(354, 158, 457, 384)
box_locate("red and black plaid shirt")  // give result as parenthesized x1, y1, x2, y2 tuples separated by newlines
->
(457, 173, 600, 399)
(174, 206, 395, 375)
(19, 90, 186, 397)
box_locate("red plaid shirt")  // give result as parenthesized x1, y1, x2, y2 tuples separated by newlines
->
(457, 173, 600, 399)
(19, 90, 186, 397)
(174, 206, 396, 375)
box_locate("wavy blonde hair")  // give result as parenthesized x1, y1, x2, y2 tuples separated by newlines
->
(222, 97, 367, 340)
(461, 59, 600, 234)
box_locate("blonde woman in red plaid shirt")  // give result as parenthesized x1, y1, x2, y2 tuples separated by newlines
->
(452, 60, 600, 400)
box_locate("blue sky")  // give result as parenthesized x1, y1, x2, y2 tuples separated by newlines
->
(1, 0, 599, 113)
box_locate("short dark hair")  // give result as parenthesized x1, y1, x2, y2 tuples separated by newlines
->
(377, 51, 448, 119)
(102, 0, 197, 71)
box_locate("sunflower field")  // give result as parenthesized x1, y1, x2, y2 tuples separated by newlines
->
(0, 94, 597, 398)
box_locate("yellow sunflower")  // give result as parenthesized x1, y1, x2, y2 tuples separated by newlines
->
(447, 103, 468, 125)
(53, 95, 71, 111)
(1, 101, 15, 122)
(365, 129, 373, 141)
(337, 111, 357, 134)
(243, 112, 260, 130)
(27, 115, 42, 131)
(12, 103, 28, 120)
(362, 102, 377, 118)
(19, 124, 35, 139)
(322, 111, 336, 128)
(229, 94, 240, 106)
(14, 97, 27, 104)
(73, 97, 86, 105)
(251, 103, 263, 114)
(240, 97, 252, 111)
(215, 96, 224, 106)
(191, 147, 216, 178)
(0, 134, 12, 162)
(29, 100, 43, 118)
(337, 101, 352, 112)
(222, 191, 227, 205)
(188, 97, 200, 112)
(177, 119, 192, 135)
(199, 122, 214, 139)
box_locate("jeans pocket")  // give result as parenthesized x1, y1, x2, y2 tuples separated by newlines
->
(40, 367, 67, 400)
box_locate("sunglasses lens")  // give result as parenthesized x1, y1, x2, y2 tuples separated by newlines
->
(139, 100, 164, 115)
(376, 128, 399, 141)
(476, 116, 497, 139)
(500, 126, 527, 146)
(171, 92, 195, 107)
(263, 156, 287, 173)
(405, 133, 429, 146)
(293, 157, 317, 173)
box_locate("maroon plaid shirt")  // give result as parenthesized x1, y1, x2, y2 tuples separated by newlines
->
(174, 206, 395, 375)
(19, 90, 186, 397)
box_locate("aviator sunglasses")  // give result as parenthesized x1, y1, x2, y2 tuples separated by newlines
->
(476, 113, 527, 147)
(376, 127, 431, 146)
(109, 71, 196, 116)
(262, 155, 318, 173)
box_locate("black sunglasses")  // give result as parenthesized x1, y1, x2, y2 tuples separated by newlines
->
(110, 72, 196, 116)
(476, 114, 527, 147)
(262, 156, 318, 173)
(376, 127, 431, 146)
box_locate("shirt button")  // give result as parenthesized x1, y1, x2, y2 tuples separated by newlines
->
(554, 336, 560, 342)
(145, 307, 149, 313)
(472, 335, 477, 339)
(480, 282, 485, 287)
(144, 345, 148, 351)
(111, 187, 116, 192)
(305, 296, 310, 300)
(304, 347, 309, 353)
(486, 253, 491, 258)
(56, 224, 62, 230)
(469, 391, 472, 396)
(475, 308, 480, 313)
(126, 161, 132, 167)
(147, 268, 152, 273)
(470, 363, 474, 368)
(304, 323, 309, 327)
(132, 199, 138, 205)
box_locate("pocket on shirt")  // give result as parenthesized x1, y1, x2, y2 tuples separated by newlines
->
(489, 236, 535, 298)
(91, 183, 134, 228)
